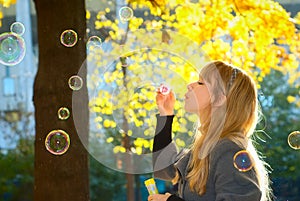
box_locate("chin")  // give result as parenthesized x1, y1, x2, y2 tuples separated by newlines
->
(184, 105, 195, 113)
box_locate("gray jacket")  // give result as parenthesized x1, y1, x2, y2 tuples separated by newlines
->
(153, 139, 262, 201)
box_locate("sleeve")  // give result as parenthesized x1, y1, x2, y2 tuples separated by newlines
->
(211, 142, 262, 201)
(152, 114, 178, 181)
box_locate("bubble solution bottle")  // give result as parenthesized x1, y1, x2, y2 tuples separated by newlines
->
(144, 178, 158, 195)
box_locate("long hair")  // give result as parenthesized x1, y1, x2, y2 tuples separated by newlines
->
(180, 61, 272, 201)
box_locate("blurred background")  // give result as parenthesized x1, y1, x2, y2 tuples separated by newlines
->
(0, 0, 299, 200)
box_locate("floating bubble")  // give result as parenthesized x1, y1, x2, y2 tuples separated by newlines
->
(10, 22, 25, 36)
(287, 131, 300, 150)
(68, 75, 83, 90)
(233, 150, 253, 172)
(0, 32, 26, 66)
(45, 130, 70, 155)
(60, 29, 78, 47)
(87, 36, 102, 50)
(159, 84, 170, 95)
(58, 107, 70, 120)
(119, 6, 133, 21)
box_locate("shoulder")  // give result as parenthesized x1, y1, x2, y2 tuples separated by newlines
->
(211, 138, 242, 155)
(208, 140, 262, 200)
(209, 139, 244, 168)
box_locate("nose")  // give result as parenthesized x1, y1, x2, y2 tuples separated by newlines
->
(187, 82, 195, 91)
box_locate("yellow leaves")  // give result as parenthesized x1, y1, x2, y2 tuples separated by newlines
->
(103, 119, 117, 128)
(86, 10, 91, 20)
(294, 12, 300, 25)
(106, 137, 114, 143)
(228, 16, 249, 41)
(0, 0, 16, 8)
(88, 0, 300, 157)
(113, 146, 126, 153)
(0, 0, 16, 26)
(175, 138, 186, 147)
(0, 11, 2, 27)
(129, 17, 143, 32)
(95, 116, 103, 122)
(105, 7, 111, 13)
(131, 138, 153, 155)
(201, 39, 231, 61)
(235, 0, 295, 41)
(287, 95, 296, 104)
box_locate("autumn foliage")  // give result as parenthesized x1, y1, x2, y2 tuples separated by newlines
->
(85, 0, 299, 164)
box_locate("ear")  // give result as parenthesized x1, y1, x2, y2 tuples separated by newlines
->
(212, 94, 226, 107)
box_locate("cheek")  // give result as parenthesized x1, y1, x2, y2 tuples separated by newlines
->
(195, 91, 211, 108)
(185, 91, 211, 112)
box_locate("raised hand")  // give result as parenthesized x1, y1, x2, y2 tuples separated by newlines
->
(156, 86, 176, 116)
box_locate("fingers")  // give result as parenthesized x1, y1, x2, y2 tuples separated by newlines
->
(148, 195, 154, 201)
(148, 193, 172, 201)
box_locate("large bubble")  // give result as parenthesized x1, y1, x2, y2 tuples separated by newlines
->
(45, 129, 70, 155)
(73, 28, 212, 174)
(60, 29, 78, 47)
(0, 32, 26, 66)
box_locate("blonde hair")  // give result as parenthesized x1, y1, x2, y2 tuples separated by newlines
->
(176, 61, 272, 201)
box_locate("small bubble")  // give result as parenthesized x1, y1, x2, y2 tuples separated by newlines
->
(87, 36, 102, 50)
(60, 29, 78, 47)
(0, 32, 26, 66)
(45, 130, 70, 155)
(86, 36, 102, 51)
(68, 75, 83, 91)
(159, 84, 170, 95)
(119, 6, 133, 21)
(58, 107, 70, 120)
(233, 150, 253, 172)
(287, 131, 300, 150)
(10, 22, 25, 36)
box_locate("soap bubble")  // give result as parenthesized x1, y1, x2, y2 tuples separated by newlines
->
(87, 36, 102, 50)
(68, 75, 83, 90)
(233, 150, 253, 172)
(10, 22, 25, 36)
(45, 130, 70, 155)
(0, 32, 26, 66)
(73, 28, 210, 174)
(60, 29, 78, 47)
(119, 6, 133, 21)
(287, 131, 300, 150)
(58, 107, 70, 120)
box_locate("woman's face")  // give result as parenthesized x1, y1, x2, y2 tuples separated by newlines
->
(184, 76, 211, 115)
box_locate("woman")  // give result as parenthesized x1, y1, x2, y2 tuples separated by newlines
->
(149, 60, 272, 201)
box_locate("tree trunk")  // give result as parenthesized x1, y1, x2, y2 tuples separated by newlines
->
(33, 0, 89, 200)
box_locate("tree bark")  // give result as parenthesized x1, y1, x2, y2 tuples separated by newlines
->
(33, 0, 89, 200)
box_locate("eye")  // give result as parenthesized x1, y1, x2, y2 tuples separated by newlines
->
(197, 81, 204, 85)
